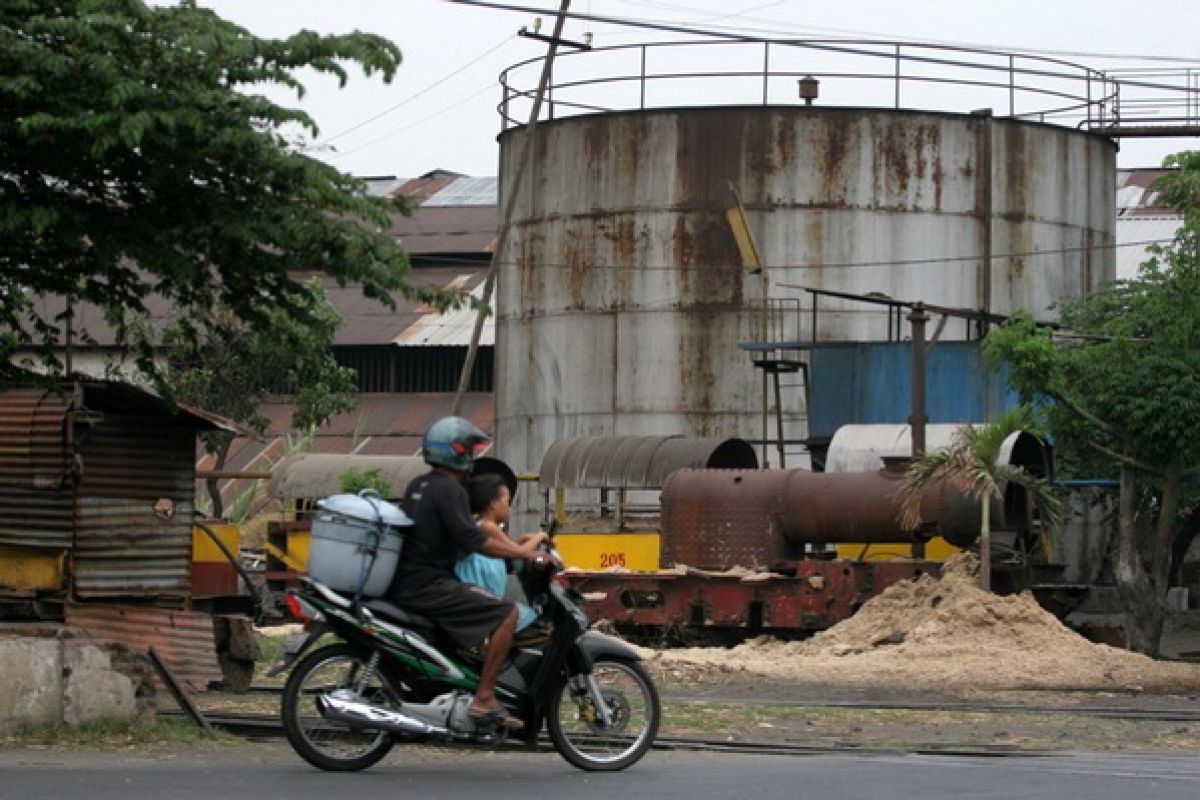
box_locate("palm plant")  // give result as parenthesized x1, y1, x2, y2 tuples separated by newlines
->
(898, 405, 1063, 591)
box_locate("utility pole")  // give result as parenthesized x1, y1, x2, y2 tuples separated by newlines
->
(451, 0, 574, 416)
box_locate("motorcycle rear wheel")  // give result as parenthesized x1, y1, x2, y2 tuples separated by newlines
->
(281, 643, 398, 772)
(548, 656, 660, 771)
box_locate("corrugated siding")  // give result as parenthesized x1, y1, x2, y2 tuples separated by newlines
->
(0, 389, 73, 548)
(808, 341, 1020, 440)
(73, 417, 195, 598)
(65, 604, 221, 692)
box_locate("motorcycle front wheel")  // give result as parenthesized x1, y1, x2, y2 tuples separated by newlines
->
(281, 643, 398, 772)
(548, 656, 661, 771)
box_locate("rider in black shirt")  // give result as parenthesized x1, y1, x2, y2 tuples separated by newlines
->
(386, 417, 545, 730)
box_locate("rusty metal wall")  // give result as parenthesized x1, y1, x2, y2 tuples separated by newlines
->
(0, 389, 73, 548)
(65, 603, 221, 692)
(73, 417, 195, 598)
(493, 107, 1115, 488)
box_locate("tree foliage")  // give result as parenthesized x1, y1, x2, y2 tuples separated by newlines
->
(984, 150, 1200, 654)
(898, 405, 1062, 590)
(1, 0, 450, 378)
(155, 279, 356, 517)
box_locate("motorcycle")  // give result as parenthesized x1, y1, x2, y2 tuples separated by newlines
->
(276, 538, 660, 772)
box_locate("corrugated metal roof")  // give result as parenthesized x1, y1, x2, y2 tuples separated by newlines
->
(201, 392, 494, 509)
(362, 176, 403, 198)
(65, 604, 222, 693)
(325, 266, 490, 346)
(390, 205, 498, 254)
(394, 280, 496, 346)
(423, 176, 498, 206)
(396, 173, 461, 202)
(32, 269, 492, 349)
(538, 436, 758, 490)
(1117, 217, 1182, 279)
(1116, 168, 1175, 217)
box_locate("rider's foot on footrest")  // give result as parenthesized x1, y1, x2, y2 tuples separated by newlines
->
(468, 706, 525, 731)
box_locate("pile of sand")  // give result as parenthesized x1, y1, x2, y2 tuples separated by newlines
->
(649, 554, 1200, 693)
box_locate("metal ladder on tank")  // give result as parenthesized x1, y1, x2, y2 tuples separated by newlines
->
(749, 298, 810, 469)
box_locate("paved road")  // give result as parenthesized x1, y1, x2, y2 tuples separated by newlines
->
(2, 743, 1200, 799)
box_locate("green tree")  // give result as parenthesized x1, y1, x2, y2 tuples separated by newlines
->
(1, 0, 450, 379)
(158, 280, 356, 518)
(984, 151, 1200, 655)
(898, 406, 1063, 591)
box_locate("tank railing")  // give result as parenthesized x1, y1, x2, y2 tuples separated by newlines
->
(499, 38, 1128, 133)
(504, 69, 1102, 126)
(742, 287, 1011, 351)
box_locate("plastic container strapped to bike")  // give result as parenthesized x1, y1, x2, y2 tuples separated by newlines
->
(310, 490, 412, 605)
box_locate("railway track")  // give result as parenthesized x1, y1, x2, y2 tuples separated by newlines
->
(161, 710, 1064, 758)
(236, 684, 1200, 724)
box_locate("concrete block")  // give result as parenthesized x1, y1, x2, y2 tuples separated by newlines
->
(0, 637, 63, 734)
(62, 641, 137, 727)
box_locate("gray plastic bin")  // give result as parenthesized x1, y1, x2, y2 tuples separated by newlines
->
(309, 492, 412, 596)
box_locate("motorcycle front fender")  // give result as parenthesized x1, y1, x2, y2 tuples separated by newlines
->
(568, 630, 642, 673)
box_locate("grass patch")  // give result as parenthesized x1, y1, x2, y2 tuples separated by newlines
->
(1, 717, 238, 749)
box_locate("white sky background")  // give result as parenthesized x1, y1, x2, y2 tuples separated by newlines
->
(194, 0, 1200, 179)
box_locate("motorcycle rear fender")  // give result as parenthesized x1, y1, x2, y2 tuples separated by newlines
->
(568, 630, 642, 673)
(265, 621, 331, 677)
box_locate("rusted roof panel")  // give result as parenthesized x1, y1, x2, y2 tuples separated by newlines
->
(321, 267, 490, 346)
(396, 174, 459, 202)
(389, 206, 498, 254)
(201, 393, 493, 510)
(65, 603, 221, 692)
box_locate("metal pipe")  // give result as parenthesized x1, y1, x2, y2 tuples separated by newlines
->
(908, 303, 929, 458)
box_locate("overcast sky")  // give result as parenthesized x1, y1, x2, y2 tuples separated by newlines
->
(196, 0, 1199, 179)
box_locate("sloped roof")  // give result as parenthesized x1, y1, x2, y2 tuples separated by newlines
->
(197, 391, 494, 509)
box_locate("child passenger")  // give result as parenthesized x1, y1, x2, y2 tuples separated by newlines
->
(457, 473, 544, 634)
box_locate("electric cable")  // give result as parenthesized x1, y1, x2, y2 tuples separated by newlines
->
(319, 33, 516, 146)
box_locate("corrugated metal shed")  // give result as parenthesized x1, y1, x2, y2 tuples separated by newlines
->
(808, 341, 1019, 441)
(0, 381, 225, 600)
(538, 436, 758, 490)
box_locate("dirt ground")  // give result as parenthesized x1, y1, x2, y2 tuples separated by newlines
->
(182, 555, 1200, 755)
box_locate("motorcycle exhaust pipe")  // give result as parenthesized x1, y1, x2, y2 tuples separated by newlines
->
(316, 694, 449, 737)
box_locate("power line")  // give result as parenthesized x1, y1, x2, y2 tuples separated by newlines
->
(450, 0, 1200, 65)
(328, 81, 500, 158)
(404, 237, 1172, 271)
(319, 34, 514, 147)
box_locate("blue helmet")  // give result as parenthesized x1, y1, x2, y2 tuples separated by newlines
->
(422, 416, 490, 472)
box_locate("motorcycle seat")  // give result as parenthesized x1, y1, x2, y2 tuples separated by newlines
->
(363, 599, 436, 629)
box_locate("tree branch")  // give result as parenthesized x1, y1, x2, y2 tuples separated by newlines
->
(1086, 439, 1162, 475)
(1050, 389, 1121, 439)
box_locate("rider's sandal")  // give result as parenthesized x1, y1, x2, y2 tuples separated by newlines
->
(468, 706, 525, 731)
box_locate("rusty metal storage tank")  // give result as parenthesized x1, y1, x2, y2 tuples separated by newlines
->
(493, 41, 1117, 478)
